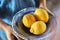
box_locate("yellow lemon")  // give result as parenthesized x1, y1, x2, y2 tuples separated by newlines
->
(34, 8, 49, 23)
(22, 14, 36, 28)
(30, 21, 46, 35)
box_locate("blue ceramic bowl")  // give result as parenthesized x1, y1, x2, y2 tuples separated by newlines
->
(12, 7, 57, 40)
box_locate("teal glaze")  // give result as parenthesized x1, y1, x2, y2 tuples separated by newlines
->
(0, 30, 8, 40)
(0, 0, 36, 40)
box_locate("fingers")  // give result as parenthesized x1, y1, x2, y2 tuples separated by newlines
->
(0, 19, 22, 40)
(10, 29, 22, 40)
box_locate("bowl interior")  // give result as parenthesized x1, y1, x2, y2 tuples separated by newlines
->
(12, 7, 57, 39)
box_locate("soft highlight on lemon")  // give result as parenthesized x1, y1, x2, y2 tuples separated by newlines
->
(30, 21, 46, 35)
(22, 14, 36, 28)
(34, 8, 49, 23)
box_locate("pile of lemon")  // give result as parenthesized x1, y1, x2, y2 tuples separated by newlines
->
(22, 8, 49, 35)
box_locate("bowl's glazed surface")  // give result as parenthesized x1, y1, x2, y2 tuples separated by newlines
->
(12, 7, 57, 40)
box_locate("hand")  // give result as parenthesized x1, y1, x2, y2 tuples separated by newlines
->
(0, 19, 22, 40)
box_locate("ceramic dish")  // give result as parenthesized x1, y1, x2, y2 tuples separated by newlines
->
(12, 7, 57, 40)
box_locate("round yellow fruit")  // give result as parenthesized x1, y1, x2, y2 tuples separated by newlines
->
(22, 14, 36, 28)
(30, 21, 46, 35)
(34, 8, 49, 23)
